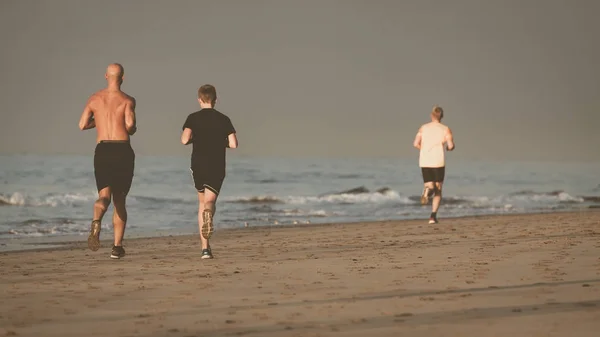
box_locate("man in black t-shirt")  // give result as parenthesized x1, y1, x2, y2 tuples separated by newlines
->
(181, 84, 238, 259)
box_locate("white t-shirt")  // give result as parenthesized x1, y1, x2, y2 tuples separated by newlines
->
(419, 122, 449, 168)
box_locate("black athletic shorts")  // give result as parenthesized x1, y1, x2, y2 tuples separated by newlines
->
(94, 141, 135, 195)
(190, 166, 225, 195)
(421, 167, 445, 183)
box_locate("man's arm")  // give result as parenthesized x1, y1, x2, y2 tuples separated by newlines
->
(181, 128, 193, 145)
(413, 127, 422, 150)
(227, 132, 238, 148)
(78, 98, 95, 130)
(224, 116, 238, 149)
(445, 127, 455, 151)
(125, 98, 137, 135)
(181, 114, 194, 145)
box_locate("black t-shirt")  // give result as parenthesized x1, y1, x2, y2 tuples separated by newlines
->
(182, 108, 236, 171)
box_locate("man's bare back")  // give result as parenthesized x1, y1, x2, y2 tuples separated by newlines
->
(78, 64, 137, 141)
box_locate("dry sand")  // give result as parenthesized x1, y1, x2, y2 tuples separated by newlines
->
(1, 211, 599, 337)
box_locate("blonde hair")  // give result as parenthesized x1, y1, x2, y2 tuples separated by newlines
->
(432, 105, 444, 120)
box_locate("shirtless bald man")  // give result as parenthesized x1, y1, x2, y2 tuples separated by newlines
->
(78, 63, 137, 259)
(413, 105, 455, 224)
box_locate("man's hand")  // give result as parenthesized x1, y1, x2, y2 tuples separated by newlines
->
(227, 133, 238, 149)
(85, 115, 96, 130)
(125, 99, 137, 135)
(445, 128, 455, 151)
(127, 125, 137, 135)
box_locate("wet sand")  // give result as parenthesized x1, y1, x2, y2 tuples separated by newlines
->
(1, 211, 599, 337)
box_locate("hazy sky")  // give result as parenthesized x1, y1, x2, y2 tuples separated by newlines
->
(1, 0, 598, 161)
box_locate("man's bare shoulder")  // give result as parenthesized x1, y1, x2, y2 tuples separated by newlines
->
(86, 90, 105, 106)
(121, 92, 136, 107)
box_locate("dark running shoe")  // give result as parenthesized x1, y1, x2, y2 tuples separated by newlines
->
(110, 245, 126, 259)
(87, 220, 101, 251)
(428, 213, 439, 224)
(201, 248, 213, 259)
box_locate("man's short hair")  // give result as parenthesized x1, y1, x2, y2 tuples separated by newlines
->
(198, 84, 217, 106)
(432, 105, 444, 120)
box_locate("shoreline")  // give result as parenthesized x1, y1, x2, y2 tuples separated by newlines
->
(0, 209, 596, 254)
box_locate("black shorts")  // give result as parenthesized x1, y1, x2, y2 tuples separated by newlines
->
(421, 167, 445, 183)
(94, 141, 135, 195)
(190, 166, 225, 195)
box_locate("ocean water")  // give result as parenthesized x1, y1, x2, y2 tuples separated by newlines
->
(1, 154, 599, 241)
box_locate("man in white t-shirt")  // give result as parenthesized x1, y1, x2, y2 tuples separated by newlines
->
(413, 105, 455, 224)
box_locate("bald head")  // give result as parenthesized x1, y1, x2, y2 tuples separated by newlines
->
(105, 63, 124, 81)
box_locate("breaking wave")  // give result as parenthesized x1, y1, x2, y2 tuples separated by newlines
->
(0, 192, 95, 207)
(225, 187, 596, 207)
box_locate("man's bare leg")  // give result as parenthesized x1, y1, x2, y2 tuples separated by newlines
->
(112, 192, 128, 247)
(432, 182, 443, 213)
(202, 189, 217, 240)
(199, 189, 218, 258)
(88, 187, 111, 251)
(421, 182, 435, 205)
(197, 192, 208, 249)
(429, 182, 443, 224)
(109, 192, 127, 259)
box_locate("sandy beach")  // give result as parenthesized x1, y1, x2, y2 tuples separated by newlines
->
(1, 211, 599, 337)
